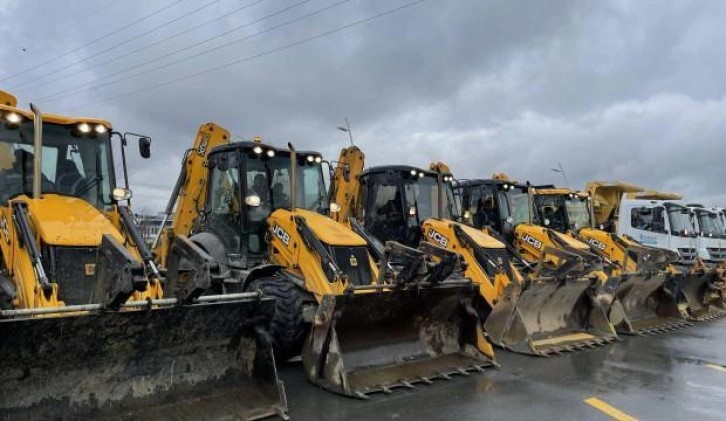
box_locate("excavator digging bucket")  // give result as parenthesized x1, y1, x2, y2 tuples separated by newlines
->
(607, 272, 691, 335)
(0, 294, 287, 421)
(681, 270, 726, 321)
(484, 277, 617, 356)
(302, 283, 495, 398)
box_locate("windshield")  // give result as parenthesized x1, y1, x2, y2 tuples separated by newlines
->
(0, 120, 114, 208)
(245, 154, 328, 215)
(564, 198, 591, 230)
(667, 207, 695, 234)
(501, 187, 531, 225)
(697, 212, 726, 237)
(404, 175, 456, 221)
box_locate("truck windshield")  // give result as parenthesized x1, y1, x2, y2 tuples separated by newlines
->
(404, 175, 457, 221)
(697, 212, 726, 237)
(667, 207, 695, 235)
(0, 120, 114, 208)
(500, 186, 530, 225)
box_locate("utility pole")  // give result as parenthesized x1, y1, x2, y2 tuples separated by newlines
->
(550, 162, 570, 187)
(337, 117, 354, 146)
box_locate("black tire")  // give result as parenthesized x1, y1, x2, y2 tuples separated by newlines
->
(248, 276, 306, 362)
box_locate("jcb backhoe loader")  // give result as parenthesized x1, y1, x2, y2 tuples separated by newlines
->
(153, 123, 494, 398)
(586, 181, 726, 320)
(330, 147, 616, 356)
(0, 90, 285, 420)
(529, 185, 692, 334)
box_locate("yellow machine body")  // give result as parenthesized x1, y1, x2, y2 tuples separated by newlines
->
(155, 124, 493, 400)
(0, 97, 284, 420)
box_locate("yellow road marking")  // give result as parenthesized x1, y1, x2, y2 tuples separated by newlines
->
(705, 363, 726, 372)
(584, 397, 637, 421)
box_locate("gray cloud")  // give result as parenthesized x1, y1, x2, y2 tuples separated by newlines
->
(2, 0, 725, 213)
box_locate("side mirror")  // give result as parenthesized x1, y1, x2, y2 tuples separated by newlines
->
(139, 137, 151, 159)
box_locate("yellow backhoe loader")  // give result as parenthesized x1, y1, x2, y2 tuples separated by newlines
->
(330, 147, 616, 356)
(586, 181, 726, 320)
(153, 124, 494, 398)
(529, 185, 692, 334)
(0, 90, 285, 419)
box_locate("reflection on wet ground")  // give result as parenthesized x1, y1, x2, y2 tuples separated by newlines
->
(282, 319, 726, 420)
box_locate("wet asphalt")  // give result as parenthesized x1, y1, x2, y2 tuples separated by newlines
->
(279, 318, 726, 420)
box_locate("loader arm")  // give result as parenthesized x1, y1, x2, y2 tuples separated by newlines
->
(330, 146, 365, 223)
(153, 123, 231, 266)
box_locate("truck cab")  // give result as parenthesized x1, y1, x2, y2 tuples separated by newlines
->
(688, 204, 726, 263)
(617, 198, 698, 264)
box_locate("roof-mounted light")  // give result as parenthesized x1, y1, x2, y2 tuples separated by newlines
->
(94, 124, 107, 134)
(410, 169, 417, 176)
(418, 172, 424, 178)
(252, 145, 263, 154)
(306, 155, 314, 163)
(78, 123, 91, 133)
(314, 156, 322, 164)
(266, 149, 275, 158)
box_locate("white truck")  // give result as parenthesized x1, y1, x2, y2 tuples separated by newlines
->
(586, 181, 698, 265)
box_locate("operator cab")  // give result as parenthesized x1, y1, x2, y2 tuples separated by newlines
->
(454, 179, 531, 243)
(0, 111, 116, 207)
(204, 141, 328, 266)
(532, 187, 592, 234)
(357, 165, 457, 248)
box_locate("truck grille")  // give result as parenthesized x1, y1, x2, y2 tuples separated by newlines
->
(330, 246, 372, 286)
(707, 248, 726, 261)
(677, 248, 697, 264)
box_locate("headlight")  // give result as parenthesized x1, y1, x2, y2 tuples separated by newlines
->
(253, 145, 263, 154)
(78, 123, 91, 133)
(112, 188, 132, 201)
(266, 149, 275, 158)
(94, 124, 107, 134)
(5, 112, 21, 124)
(245, 194, 261, 207)
(330, 202, 341, 213)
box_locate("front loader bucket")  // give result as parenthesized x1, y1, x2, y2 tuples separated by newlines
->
(302, 283, 494, 398)
(0, 295, 287, 420)
(484, 277, 617, 356)
(607, 271, 691, 335)
(682, 270, 726, 321)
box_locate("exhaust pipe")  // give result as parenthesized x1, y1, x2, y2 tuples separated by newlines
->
(288, 142, 296, 214)
(29, 103, 42, 199)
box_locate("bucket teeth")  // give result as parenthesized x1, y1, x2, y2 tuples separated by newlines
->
(402, 381, 415, 389)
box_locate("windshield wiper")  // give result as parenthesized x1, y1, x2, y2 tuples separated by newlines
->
(74, 175, 103, 197)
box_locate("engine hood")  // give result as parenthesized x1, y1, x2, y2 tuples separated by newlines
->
(22, 194, 124, 247)
(289, 208, 367, 247)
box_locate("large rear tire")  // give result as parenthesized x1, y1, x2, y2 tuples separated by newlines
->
(248, 276, 306, 362)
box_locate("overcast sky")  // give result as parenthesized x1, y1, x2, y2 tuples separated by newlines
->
(2, 0, 725, 213)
